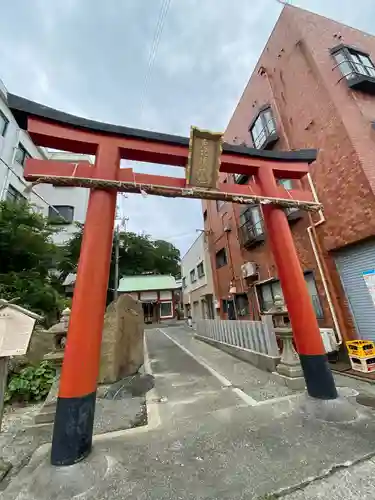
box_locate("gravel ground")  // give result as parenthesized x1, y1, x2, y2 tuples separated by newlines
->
(2, 403, 44, 433)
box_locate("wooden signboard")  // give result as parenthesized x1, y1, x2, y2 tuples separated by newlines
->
(0, 307, 36, 357)
(186, 126, 223, 189)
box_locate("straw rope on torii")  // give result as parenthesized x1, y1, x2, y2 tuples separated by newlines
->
(24, 174, 322, 212)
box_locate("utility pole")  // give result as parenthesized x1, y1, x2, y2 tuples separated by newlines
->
(113, 216, 128, 301)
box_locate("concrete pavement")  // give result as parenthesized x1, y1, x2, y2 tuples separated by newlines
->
(3, 325, 375, 499)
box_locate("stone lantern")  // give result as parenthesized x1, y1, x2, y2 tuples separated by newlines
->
(34, 308, 70, 425)
(43, 308, 70, 369)
(265, 295, 305, 390)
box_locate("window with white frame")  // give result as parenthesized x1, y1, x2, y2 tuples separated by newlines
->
(48, 205, 74, 224)
(14, 144, 31, 167)
(6, 184, 26, 204)
(160, 301, 173, 318)
(197, 261, 205, 278)
(0, 110, 9, 137)
(250, 108, 277, 149)
(333, 46, 375, 80)
(190, 269, 197, 283)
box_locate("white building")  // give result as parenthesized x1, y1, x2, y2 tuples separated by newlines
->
(0, 78, 90, 244)
(181, 232, 216, 321)
(35, 151, 91, 244)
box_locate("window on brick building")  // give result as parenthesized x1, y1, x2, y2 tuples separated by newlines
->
(239, 205, 265, 248)
(278, 179, 293, 190)
(256, 272, 323, 319)
(332, 45, 375, 94)
(216, 199, 224, 211)
(235, 294, 250, 317)
(222, 299, 229, 314)
(249, 107, 278, 149)
(215, 248, 227, 268)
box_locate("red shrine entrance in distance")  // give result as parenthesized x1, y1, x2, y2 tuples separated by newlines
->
(8, 93, 338, 466)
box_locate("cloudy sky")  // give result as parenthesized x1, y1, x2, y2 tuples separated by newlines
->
(1, 0, 374, 255)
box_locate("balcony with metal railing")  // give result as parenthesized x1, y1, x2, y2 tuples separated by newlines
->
(239, 218, 265, 249)
(332, 47, 375, 95)
(285, 206, 303, 223)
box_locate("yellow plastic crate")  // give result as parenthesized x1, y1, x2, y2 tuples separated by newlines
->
(346, 340, 375, 358)
(349, 355, 375, 373)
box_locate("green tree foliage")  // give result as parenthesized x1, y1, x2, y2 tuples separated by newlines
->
(0, 201, 62, 324)
(58, 225, 181, 283)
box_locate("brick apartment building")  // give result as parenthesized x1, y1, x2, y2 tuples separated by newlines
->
(203, 5, 375, 343)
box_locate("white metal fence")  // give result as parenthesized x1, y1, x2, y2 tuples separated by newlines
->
(196, 317, 279, 357)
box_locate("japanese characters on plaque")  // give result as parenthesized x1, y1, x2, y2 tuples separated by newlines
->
(186, 126, 222, 189)
(0, 308, 36, 357)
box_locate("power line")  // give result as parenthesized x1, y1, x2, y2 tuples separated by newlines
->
(139, 0, 172, 120)
(119, 1, 172, 224)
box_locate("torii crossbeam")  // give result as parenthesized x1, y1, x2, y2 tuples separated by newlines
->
(8, 93, 337, 466)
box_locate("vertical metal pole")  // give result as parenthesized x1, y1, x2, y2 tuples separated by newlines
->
(232, 297, 238, 320)
(0, 357, 8, 432)
(114, 224, 119, 302)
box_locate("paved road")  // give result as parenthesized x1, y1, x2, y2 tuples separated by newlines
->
(145, 328, 243, 425)
(4, 326, 375, 500)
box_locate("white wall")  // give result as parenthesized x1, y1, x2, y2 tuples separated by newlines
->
(0, 78, 90, 245)
(181, 232, 216, 319)
(35, 152, 91, 244)
(0, 83, 48, 213)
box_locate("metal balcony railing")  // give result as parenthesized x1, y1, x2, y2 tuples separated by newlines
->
(239, 219, 265, 248)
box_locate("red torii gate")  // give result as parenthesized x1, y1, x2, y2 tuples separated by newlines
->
(8, 94, 337, 466)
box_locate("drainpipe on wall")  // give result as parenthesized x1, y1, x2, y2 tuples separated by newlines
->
(261, 67, 344, 345)
(306, 173, 345, 345)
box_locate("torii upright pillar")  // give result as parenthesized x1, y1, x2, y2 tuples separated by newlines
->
(256, 165, 337, 400)
(51, 143, 120, 466)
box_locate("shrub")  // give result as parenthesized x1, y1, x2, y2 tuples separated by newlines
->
(5, 360, 56, 404)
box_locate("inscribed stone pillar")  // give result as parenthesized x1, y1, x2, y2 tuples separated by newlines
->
(98, 294, 144, 384)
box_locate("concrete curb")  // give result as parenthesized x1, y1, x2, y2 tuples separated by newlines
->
(94, 333, 161, 442)
(7, 335, 161, 477)
(195, 334, 280, 373)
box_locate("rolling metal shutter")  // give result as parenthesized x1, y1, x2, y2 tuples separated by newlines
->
(334, 240, 375, 340)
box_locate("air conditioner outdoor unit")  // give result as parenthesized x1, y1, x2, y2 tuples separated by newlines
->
(241, 261, 258, 278)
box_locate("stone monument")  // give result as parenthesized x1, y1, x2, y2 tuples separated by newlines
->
(35, 293, 145, 425)
(98, 294, 144, 384)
